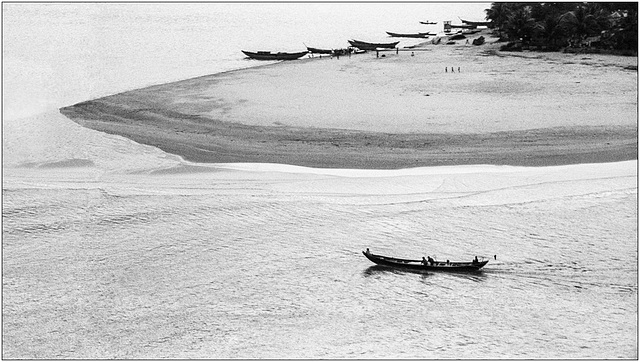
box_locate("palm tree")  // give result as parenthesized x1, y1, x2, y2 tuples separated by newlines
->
(485, 3, 513, 39)
(489, 2, 636, 53)
(560, 5, 599, 45)
(608, 6, 638, 50)
(505, 6, 535, 43)
(533, 13, 565, 49)
(586, 3, 613, 31)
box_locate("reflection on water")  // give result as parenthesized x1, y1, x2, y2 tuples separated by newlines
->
(362, 265, 431, 277)
(362, 265, 489, 282)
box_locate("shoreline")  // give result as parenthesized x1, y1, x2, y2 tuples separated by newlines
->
(60, 106, 636, 169)
(60, 33, 638, 169)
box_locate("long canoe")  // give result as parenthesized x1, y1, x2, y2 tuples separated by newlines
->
(420, 21, 438, 25)
(241, 50, 308, 61)
(362, 250, 489, 272)
(348, 39, 399, 50)
(306, 46, 333, 54)
(459, 18, 493, 27)
(386, 31, 433, 38)
(449, 23, 477, 29)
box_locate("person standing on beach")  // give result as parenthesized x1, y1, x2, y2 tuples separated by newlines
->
(445, 67, 447, 73)
(458, 66, 460, 72)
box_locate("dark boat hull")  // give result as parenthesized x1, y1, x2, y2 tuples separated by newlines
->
(449, 24, 477, 29)
(306, 46, 333, 54)
(242, 50, 308, 61)
(472, 36, 486, 45)
(362, 251, 488, 272)
(386, 31, 431, 38)
(459, 18, 493, 27)
(348, 39, 399, 50)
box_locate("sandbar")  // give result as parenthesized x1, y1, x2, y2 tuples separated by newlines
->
(60, 32, 637, 169)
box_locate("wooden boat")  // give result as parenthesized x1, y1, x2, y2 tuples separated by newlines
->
(362, 249, 489, 272)
(386, 31, 432, 38)
(348, 39, 399, 50)
(449, 34, 466, 40)
(459, 18, 493, 27)
(241, 50, 308, 61)
(420, 21, 438, 25)
(449, 23, 477, 29)
(472, 36, 486, 46)
(306, 46, 333, 54)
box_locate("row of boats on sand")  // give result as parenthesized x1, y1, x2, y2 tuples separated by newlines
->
(242, 18, 493, 61)
(242, 31, 484, 60)
(240, 19, 451, 60)
(242, 31, 487, 61)
(241, 39, 401, 61)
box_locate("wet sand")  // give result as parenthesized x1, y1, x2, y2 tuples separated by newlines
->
(60, 33, 637, 169)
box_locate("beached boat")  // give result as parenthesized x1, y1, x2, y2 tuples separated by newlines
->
(449, 23, 477, 29)
(242, 50, 308, 61)
(472, 36, 486, 45)
(449, 34, 467, 40)
(362, 249, 489, 272)
(306, 46, 333, 54)
(306, 46, 353, 56)
(348, 39, 399, 50)
(386, 31, 432, 38)
(459, 18, 493, 27)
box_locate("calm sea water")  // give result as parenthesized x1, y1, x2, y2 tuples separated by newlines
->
(2, 3, 637, 359)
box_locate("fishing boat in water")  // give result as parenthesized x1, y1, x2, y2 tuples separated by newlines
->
(420, 21, 438, 25)
(362, 249, 489, 272)
(386, 31, 433, 38)
(348, 39, 399, 50)
(241, 50, 309, 61)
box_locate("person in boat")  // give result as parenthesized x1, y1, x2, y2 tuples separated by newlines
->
(473, 256, 479, 263)
(366, 248, 370, 255)
(427, 256, 435, 265)
(422, 257, 428, 265)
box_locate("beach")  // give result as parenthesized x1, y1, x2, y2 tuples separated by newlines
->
(60, 33, 637, 169)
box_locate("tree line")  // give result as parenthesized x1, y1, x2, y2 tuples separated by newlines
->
(484, 2, 637, 53)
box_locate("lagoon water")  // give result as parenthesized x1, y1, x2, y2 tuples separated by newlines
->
(2, 3, 637, 359)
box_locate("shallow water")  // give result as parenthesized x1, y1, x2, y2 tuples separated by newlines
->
(3, 112, 637, 358)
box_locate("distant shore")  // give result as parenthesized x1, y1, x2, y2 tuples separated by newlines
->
(60, 31, 637, 169)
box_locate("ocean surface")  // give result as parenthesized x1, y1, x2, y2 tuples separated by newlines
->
(2, 3, 638, 359)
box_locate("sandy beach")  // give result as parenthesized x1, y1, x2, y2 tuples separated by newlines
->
(60, 32, 637, 169)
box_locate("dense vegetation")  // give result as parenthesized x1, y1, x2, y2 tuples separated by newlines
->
(485, 2, 637, 53)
